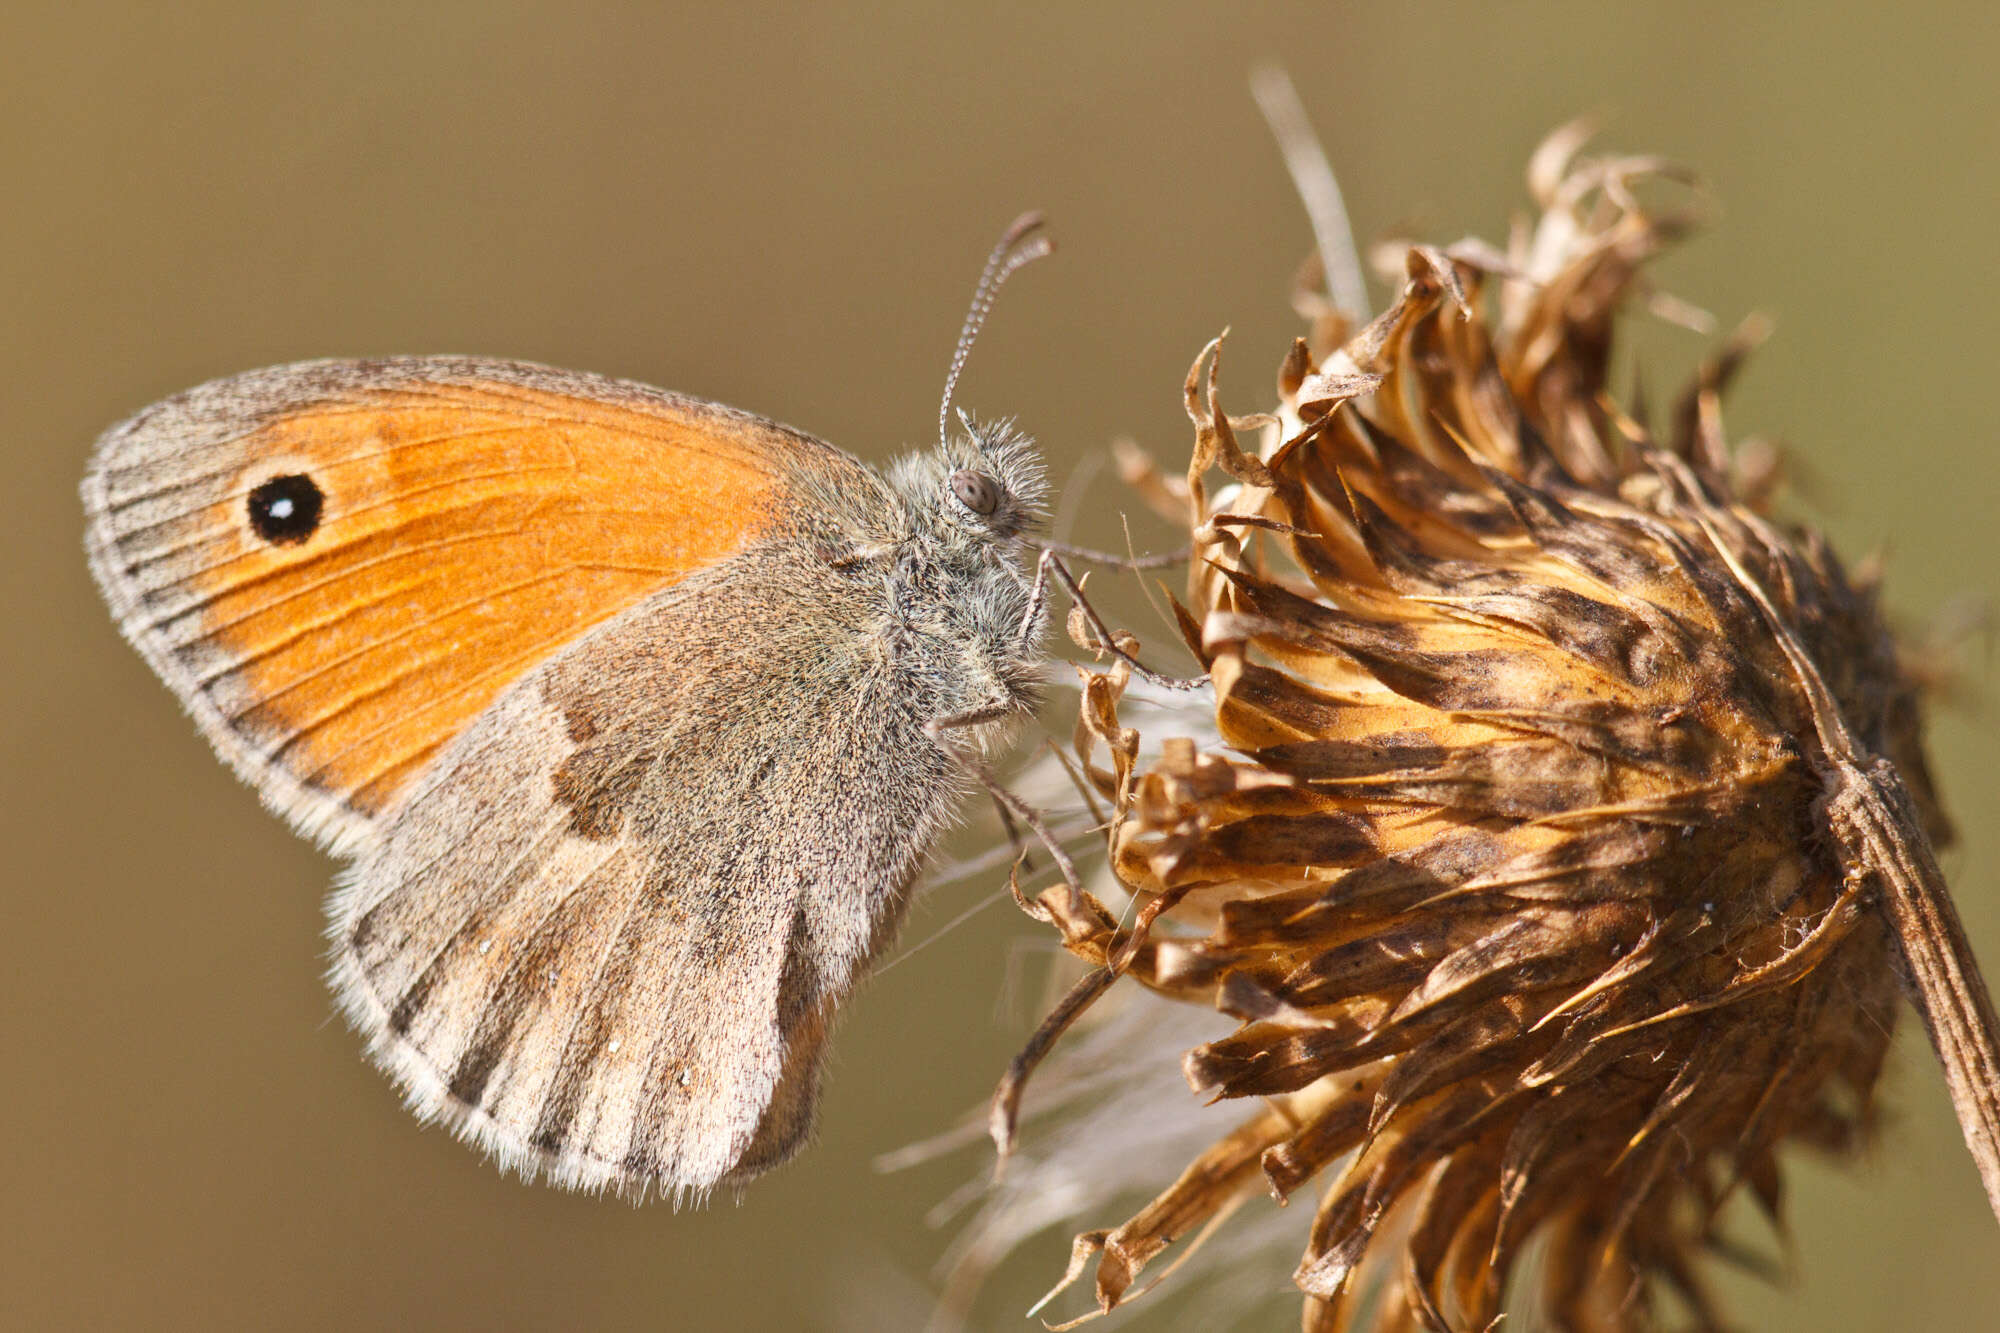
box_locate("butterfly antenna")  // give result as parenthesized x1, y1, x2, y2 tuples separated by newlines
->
(939, 211, 1054, 448)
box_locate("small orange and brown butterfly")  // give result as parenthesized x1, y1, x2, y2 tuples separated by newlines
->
(83, 216, 1064, 1198)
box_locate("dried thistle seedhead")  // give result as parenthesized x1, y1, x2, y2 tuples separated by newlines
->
(1015, 137, 1993, 1331)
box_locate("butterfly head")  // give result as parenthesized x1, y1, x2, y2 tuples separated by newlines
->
(891, 411, 1045, 545)
(860, 415, 1047, 732)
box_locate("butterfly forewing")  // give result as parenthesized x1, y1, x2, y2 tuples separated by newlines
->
(82, 357, 834, 847)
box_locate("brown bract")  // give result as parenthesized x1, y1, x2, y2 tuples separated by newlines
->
(1021, 139, 1978, 1331)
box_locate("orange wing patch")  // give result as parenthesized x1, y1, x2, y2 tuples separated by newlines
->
(86, 360, 820, 832)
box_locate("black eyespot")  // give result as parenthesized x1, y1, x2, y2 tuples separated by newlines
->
(247, 474, 323, 545)
(950, 469, 1001, 516)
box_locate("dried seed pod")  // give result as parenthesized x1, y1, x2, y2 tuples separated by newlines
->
(1011, 137, 1994, 1332)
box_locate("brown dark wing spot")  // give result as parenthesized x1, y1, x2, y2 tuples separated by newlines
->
(551, 739, 650, 839)
(562, 703, 600, 743)
(246, 473, 324, 545)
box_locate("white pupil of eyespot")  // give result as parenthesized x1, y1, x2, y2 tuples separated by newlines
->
(268, 498, 294, 519)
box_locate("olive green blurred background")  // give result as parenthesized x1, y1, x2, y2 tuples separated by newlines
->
(6, 4, 1998, 1330)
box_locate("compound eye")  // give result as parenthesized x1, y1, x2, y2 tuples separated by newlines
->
(950, 469, 1001, 516)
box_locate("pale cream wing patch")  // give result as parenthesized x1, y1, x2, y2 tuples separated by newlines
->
(328, 550, 960, 1197)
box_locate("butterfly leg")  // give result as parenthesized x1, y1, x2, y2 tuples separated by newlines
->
(1034, 537, 1191, 570)
(924, 707, 1085, 915)
(922, 701, 1119, 1175)
(1026, 548, 1209, 691)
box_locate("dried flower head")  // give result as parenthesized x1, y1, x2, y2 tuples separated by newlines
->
(994, 133, 1998, 1331)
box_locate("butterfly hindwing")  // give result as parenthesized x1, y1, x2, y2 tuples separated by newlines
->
(327, 542, 963, 1196)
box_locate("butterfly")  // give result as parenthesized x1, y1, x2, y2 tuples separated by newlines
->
(82, 215, 1056, 1200)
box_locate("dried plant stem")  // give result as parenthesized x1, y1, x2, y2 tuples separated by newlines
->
(1833, 761, 2000, 1223)
(1677, 473, 2000, 1225)
(1249, 64, 1370, 320)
